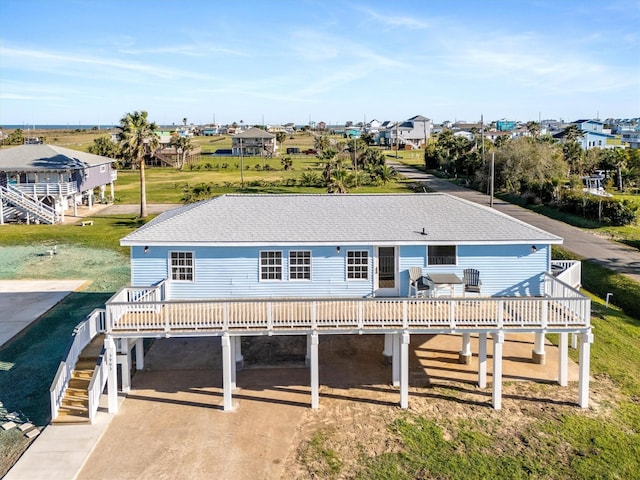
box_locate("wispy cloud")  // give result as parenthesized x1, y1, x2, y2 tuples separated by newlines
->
(354, 5, 430, 30)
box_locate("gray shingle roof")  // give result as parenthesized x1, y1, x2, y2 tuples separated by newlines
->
(232, 127, 275, 139)
(121, 194, 562, 246)
(0, 144, 113, 172)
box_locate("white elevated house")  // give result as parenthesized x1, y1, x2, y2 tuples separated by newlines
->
(50, 194, 592, 422)
(379, 115, 433, 149)
(0, 144, 117, 224)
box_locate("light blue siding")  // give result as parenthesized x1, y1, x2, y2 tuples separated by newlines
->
(130, 243, 550, 299)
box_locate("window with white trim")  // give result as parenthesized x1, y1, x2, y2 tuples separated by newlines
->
(170, 251, 194, 281)
(428, 245, 457, 265)
(289, 251, 311, 280)
(100, 164, 107, 173)
(347, 250, 369, 280)
(260, 251, 282, 280)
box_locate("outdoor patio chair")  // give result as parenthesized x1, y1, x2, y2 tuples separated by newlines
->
(409, 267, 432, 297)
(463, 268, 482, 296)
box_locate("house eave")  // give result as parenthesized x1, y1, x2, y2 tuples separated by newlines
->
(121, 239, 563, 247)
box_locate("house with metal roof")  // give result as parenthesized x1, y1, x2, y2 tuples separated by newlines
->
(50, 193, 593, 422)
(0, 144, 117, 224)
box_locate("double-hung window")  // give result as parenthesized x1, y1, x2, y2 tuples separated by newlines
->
(427, 245, 457, 266)
(289, 251, 311, 280)
(347, 250, 369, 280)
(170, 251, 194, 281)
(260, 251, 282, 280)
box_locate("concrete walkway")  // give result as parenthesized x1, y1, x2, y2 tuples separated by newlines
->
(389, 162, 640, 284)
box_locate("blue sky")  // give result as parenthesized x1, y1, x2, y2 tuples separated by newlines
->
(1, 0, 638, 126)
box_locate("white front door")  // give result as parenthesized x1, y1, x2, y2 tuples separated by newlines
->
(375, 246, 399, 297)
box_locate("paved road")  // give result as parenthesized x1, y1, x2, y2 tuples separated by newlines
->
(389, 162, 640, 284)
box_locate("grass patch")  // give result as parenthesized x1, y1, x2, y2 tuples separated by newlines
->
(300, 430, 343, 478)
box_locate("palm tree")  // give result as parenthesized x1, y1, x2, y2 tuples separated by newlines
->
(118, 111, 159, 219)
(526, 121, 541, 139)
(170, 134, 193, 170)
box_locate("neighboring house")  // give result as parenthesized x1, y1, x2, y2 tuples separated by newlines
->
(496, 119, 517, 131)
(0, 144, 117, 224)
(575, 119, 619, 150)
(378, 115, 433, 149)
(621, 129, 640, 149)
(231, 127, 277, 156)
(77, 193, 593, 420)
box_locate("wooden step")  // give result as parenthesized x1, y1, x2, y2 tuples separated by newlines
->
(65, 387, 89, 398)
(57, 403, 89, 415)
(52, 412, 90, 425)
(75, 360, 97, 370)
(72, 369, 94, 380)
(62, 396, 89, 408)
(68, 378, 90, 389)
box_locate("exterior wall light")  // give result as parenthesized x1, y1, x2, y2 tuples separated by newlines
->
(531, 245, 537, 253)
(144, 246, 149, 254)
(336, 246, 341, 254)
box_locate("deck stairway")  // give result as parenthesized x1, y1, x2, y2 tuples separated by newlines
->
(0, 184, 59, 224)
(52, 334, 104, 424)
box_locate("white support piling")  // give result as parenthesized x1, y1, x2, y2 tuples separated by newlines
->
(230, 336, 237, 390)
(532, 332, 546, 364)
(578, 331, 594, 408)
(478, 333, 487, 389)
(135, 338, 144, 370)
(383, 333, 393, 364)
(558, 332, 568, 387)
(221, 335, 233, 411)
(117, 348, 131, 393)
(392, 332, 400, 387)
(459, 333, 472, 364)
(400, 332, 410, 409)
(492, 332, 504, 410)
(310, 333, 319, 409)
(234, 336, 244, 369)
(105, 336, 119, 414)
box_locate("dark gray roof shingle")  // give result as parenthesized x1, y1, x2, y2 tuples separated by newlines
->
(0, 144, 113, 172)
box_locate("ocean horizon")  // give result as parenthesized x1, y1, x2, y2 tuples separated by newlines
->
(1, 125, 117, 130)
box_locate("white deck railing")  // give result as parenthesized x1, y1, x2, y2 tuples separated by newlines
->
(551, 260, 582, 289)
(105, 275, 589, 336)
(49, 309, 105, 421)
(11, 182, 78, 197)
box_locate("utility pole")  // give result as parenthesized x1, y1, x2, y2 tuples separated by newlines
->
(240, 138, 244, 189)
(490, 152, 495, 208)
(395, 121, 399, 159)
(354, 135, 358, 188)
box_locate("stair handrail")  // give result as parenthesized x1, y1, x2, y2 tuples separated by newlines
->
(49, 308, 106, 421)
(87, 347, 108, 421)
(1, 184, 59, 224)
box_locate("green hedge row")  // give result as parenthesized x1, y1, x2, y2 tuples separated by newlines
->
(559, 191, 637, 226)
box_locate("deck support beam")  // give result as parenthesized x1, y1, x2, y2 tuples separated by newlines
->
(578, 330, 594, 408)
(310, 332, 319, 409)
(532, 332, 546, 364)
(400, 332, 410, 409)
(391, 333, 400, 387)
(105, 336, 118, 414)
(478, 333, 487, 388)
(492, 332, 504, 410)
(221, 335, 233, 411)
(117, 342, 131, 393)
(459, 333, 472, 364)
(135, 338, 144, 370)
(558, 332, 568, 387)
(230, 335, 237, 389)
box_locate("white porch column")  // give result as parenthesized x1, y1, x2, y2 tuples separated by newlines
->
(105, 336, 119, 414)
(532, 332, 546, 364)
(221, 335, 233, 411)
(110, 182, 115, 200)
(400, 332, 410, 409)
(459, 333, 472, 364)
(306, 334, 311, 367)
(0, 196, 4, 225)
(234, 336, 244, 368)
(59, 194, 65, 222)
(391, 332, 400, 387)
(578, 330, 594, 408)
(73, 196, 78, 216)
(310, 332, 319, 409)
(478, 333, 487, 389)
(88, 190, 93, 209)
(383, 333, 393, 365)
(558, 333, 568, 387)
(135, 338, 144, 370)
(492, 332, 504, 410)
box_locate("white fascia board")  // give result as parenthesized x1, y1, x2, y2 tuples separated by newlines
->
(120, 238, 563, 247)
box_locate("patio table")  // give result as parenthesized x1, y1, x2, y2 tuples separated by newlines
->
(427, 273, 463, 297)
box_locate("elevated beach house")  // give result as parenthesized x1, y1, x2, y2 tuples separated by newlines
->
(0, 144, 117, 224)
(51, 194, 592, 422)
